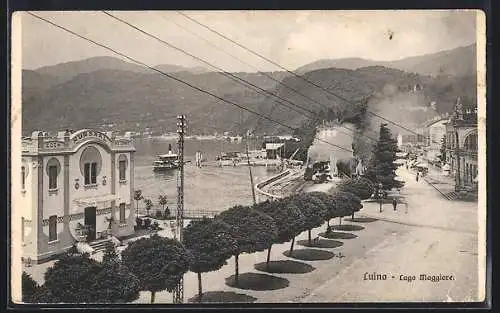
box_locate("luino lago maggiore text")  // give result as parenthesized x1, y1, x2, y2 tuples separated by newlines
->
(363, 272, 455, 282)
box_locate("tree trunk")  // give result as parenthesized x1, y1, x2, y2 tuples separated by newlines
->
(266, 246, 272, 269)
(308, 229, 312, 245)
(197, 272, 203, 302)
(326, 219, 330, 232)
(352, 212, 355, 220)
(235, 254, 239, 285)
(150, 291, 155, 303)
(290, 237, 295, 253)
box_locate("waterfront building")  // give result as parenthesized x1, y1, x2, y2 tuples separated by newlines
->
(265, 143, 285, 159)
(20, 129, 136, 264)
(443, 98, 478, 192)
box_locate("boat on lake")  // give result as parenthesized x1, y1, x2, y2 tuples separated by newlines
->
(153, 144, 179, 172)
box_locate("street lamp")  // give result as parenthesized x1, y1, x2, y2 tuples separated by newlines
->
(378, 183, 384, 213)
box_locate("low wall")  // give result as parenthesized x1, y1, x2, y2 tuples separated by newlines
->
(255, 170, 292, 200)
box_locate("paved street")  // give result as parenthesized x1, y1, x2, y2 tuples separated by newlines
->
(301, 167, 481, 302)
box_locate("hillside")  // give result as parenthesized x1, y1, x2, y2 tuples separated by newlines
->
(295, 44, 476, 77)
(32, 56, 213, 85)
(21, 62, 476, 137)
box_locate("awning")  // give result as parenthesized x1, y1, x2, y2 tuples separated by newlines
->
(74, 194, 121, 207)
(266, 143, 285, 150)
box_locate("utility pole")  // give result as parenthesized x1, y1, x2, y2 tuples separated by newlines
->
(245, 130, 257, 205)
(173, 115, 186, 304)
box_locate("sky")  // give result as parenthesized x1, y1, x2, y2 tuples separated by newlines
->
(17, 10, 478, 72)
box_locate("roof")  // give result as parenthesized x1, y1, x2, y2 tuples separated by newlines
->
(265, 143, 285, 150)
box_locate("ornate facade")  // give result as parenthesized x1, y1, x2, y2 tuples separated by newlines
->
(443, 98, 478, 192)
(20, 129, 136, 263)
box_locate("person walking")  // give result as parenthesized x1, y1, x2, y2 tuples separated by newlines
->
(392, 197, 398, 211)
(416, 171, 420, 182)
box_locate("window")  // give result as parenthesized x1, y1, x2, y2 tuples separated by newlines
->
(464, 133, 477, 151)
(49, 165, 58, 189)
(91, 162, 97, 184)
(21, 166, 26, 190)
(49, 215, 57, 242)
(119, 160, 126, 181)
(80, 146, 102, 186)
(119, 203, 126, 224)
(84, 162, 98, 185)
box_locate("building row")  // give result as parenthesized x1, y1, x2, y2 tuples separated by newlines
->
(396, 98, 478, 193)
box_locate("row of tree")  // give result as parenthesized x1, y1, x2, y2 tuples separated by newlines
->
(23, 177, 375, 304)
(134, 190, 170, 217)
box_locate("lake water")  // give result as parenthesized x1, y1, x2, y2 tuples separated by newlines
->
(133, 138, 280, 213)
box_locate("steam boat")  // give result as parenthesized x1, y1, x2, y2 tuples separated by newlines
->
(153, 144, 179, 172)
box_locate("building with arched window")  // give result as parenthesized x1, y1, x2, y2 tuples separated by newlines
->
(444, 98, 478, 192)
(20, 129, 136, 264)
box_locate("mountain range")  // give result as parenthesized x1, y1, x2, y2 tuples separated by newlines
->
(21, 44, 477, 136)
(295, 44, 476, 78)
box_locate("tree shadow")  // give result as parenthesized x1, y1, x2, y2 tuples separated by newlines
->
(332, 224, 365, 231)
(283, 248, 335, 261)
(225, 273, 289, 291)
(297, 239, 343, 249)
(188, 291, 257, 303)
(345, 217, 378, 223)
(254, 260, 316, 274)
(319, 231, 358, 240)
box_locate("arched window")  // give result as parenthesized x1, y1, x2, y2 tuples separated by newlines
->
(464, 133, 477, 151)
(118, 154, 128, 181)
(46, 158, 61, 190)
(80, 146, 102, 185)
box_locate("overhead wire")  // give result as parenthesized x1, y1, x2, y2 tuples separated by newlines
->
(176, 11, 459, 148)
(26, 11, 353, 154)
(105, 11, 378, 143)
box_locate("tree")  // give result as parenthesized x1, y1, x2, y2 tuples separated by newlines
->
(42, 251, 141, 304)
(43, 254, 102, 303)
(287, 194, 328, 245)
(337, 177, 375, 200)
(121, 235, 190, 303)
(158, 195, 168, 215)
(183, 217, 237, 300)
(330, 191, 362, 223)
(133, 190, 144, 215)
(90, 244, 141, 303)
(364, 123, 405, 191)
(308, 192, 337, 232)
(253, 199, 305, 265)
(22, 272, 39, 303)
(144, 198, 153, 217)
(216, 205, 277, 284)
